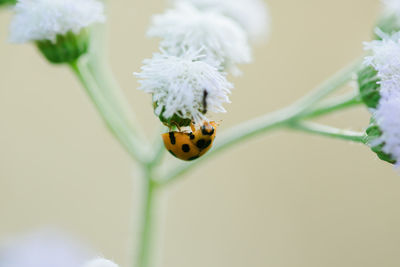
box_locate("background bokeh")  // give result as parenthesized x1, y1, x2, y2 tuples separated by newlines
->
(1, 0, 399, 267)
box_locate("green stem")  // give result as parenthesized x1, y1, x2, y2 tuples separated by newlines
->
(155, 59, 364, 186)
(87, 23, 151, 157)
(300, 91, 362, 119)
(288, 121, 366, 143)
(136, 167, 158, 267)
(70, 59, 147, 162)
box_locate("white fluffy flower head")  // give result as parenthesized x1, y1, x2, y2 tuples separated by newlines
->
(382, 0, 400, 16)
(82, 258, 119, 267)
(364, 31, 400, 99)
(9, 0, 105, 43)
(373, 95, 400, 164)
(175, 0, 270, 42)
(148, 2, 251, 75)
(135, 51, 232, 124)
(365, 32, 400, 163)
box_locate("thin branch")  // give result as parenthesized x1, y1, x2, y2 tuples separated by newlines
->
(288, 121, 366, 143)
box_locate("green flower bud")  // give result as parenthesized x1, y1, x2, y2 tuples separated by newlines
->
(153, 102, 192, 128)
(365, 119, 396, 164)
(357, 66, 381, 109)
(36, 30, 89, 64)
(0, 0, 16, 7)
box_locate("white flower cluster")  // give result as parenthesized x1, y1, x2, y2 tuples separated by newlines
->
(9, 0, 105, 43)
(83, 258, 120, 267)
(364, 32, 400, 163)
(148, 2, 251, 74)
(382, 0, 400, 16)
(136, 51, 232, 123)
(176, 0, 270, 42)
(136, 0, 269, 124)
(0, 230, 119, 267)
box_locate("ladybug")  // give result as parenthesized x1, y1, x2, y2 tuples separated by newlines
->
(162, 121, 217, 161)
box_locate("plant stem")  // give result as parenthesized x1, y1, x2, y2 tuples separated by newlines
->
(300, 91, 362, 119)
(155, 59, 364, 186)
(87, 23, 151, 157)
(288, 121, 366, 143)
(70, 59, 147, 163)
(136, 167, 158, 267)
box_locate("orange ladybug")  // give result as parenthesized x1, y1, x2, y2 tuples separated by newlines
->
(162, 121, 217, 161)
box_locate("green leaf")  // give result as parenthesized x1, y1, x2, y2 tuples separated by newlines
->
(357, 66, 381, 109)
(365, 119, 396, 164)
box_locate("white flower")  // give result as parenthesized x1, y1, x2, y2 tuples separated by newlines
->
(0, 230, 92, 267)
(175, 0, 270, 42)
(134, 50, 232, 124)
(364, 31, 400, 163)
(9, 0, 105, 43)
(372, 95, 400, 163)
(364, 31, 400, 99)
(382, 0, 400, 16)
(82, 258, 119, 267)
(148, 2, 251, 75)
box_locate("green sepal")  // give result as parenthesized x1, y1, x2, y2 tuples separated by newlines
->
(375, 14, 400, 39)
(36, 30, 89, 64)
(365, 119, 396, 164)
(357, 66, 381, 109)
(0, 0, 16, 6)
(153, 102, 192, 128)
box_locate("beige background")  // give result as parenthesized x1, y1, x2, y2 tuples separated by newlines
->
(1, 0, 400, 267)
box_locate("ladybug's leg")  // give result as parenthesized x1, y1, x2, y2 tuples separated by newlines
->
(190, 121, 196, 133)
(172, 121, 181, 132)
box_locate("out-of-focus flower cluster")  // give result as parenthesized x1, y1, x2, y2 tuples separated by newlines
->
(8, 0, 105, 63)
(360, 29, 400, 165)
(135, 0, 270, 127)
(0, 230, 119, 267)
(9, 0, 104, 43)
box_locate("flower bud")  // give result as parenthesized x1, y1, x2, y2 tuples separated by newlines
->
(155, 102, 193, 128)
(0, 0, 16, 7)
(365, 119, 396, 164)
(377, 0, 400, 38)
(357, 66, 381, 108)
(135, 51, 232, 128)
(375, 14, 400, 38)
(36, 30, 89, 64)
(9, 0, 105, 64)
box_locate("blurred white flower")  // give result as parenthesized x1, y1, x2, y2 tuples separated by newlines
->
(364, 31, 400, 99)
(364, 31, 400, 163)
(82, 258, 119, 267)
(372, 95, 400, 164)
(0, 230, 91, 267)
(382, 0, 400, 15)
(175, 0, 270, 42)
(9, 0, 105, 43)
(134, 50, 232, 124)
(148, 2, 251, 75)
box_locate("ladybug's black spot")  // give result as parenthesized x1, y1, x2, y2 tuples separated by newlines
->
(189, 133, 195, 140)
(188, 156, 200, 161)
(196, 139, 206, 149)
(169, 132, 176, 145)
(201, 125, 214, 136)
(196, 139, 212, 150)
(182, 144, 190, 153)
(203, 140, 212, 148)
(168, 150, 177, 158)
